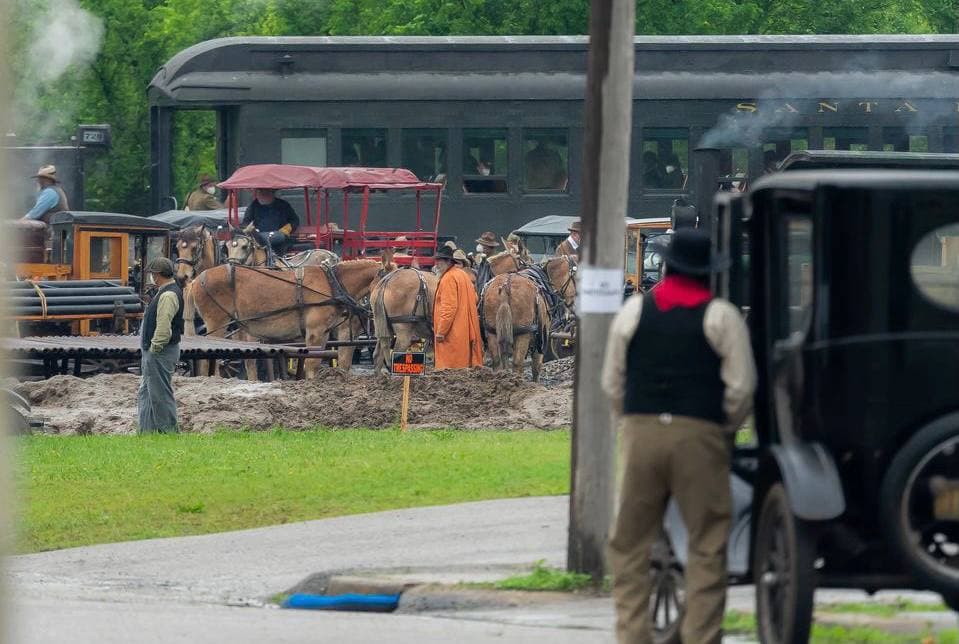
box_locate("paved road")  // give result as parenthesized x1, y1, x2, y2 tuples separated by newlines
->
(7, 495, 949, 643)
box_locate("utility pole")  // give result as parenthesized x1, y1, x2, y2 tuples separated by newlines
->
(568, 0, 635, 579)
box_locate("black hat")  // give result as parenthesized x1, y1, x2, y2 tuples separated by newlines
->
(435, 245, 455, 261)
(652, 229, 729, 275)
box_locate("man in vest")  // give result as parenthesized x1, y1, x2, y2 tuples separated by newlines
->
(138, 257, 185, 434)
(601, 228, 756, 644)
(22, 165, 69, 220)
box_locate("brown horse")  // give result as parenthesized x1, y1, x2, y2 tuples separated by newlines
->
(174, 225, 220, 284)
(474, 244, 530, 295)
(370, 251, 438, 375)
(480, 256, 577, 381)
(185, 259, 381, 379)
(226, 230, 339, 269)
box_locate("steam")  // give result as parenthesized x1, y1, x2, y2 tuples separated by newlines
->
(11, 0, 104, 137)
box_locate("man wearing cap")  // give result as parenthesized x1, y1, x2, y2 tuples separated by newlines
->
(138, 257, 184, 434)
(433, 246, 483, 369)
(601, 228, 756, 644)
(241, 188, 300, 253)
(556, 220, 580, 259)
(185, 175, 224, 211)
(22, 165, 69, 221)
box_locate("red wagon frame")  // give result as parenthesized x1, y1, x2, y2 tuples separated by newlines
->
(219, 164, 444, 267)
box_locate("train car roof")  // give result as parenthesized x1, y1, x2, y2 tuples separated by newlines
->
(750, 168, 959, 194)
(780, 150, 959, 171)
(149, 35, 959, 105)
(49, 211, 178, 230)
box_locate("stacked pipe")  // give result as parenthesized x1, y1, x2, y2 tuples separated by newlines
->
(7, 280, 142, 317)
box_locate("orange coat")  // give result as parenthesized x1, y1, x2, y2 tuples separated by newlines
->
(433, 266, 483, 369)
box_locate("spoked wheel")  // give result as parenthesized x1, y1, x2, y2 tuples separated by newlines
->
(650, 534, 685, 644)
(881, 422, 959, 594)
(216, 359, 243, 379)
(753, 483, 816, 644)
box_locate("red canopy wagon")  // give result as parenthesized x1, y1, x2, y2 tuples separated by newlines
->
(218, 164, 443, 267)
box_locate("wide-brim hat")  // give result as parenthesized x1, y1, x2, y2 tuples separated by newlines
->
(452, 249, 469, 265)
(198, 174, 217, 186)
(651, 229, 730, 275)
(475, 231, 499, 248)
(33, 165, 58, 181)
(435, 246, 456, 261)
(568, 220, 581, 233)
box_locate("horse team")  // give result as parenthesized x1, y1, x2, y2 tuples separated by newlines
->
(172, 225, 578, 381)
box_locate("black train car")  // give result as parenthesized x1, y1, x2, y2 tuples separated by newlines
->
(149, 35, 959, 245)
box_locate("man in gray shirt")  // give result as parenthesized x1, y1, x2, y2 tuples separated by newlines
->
(138, 258, 184, 434)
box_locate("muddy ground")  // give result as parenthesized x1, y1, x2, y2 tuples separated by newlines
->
(15, 358, 575, 435)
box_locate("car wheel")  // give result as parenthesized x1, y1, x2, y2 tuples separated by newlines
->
(880, 420, 959, 593)
(753, 483, 816, 644)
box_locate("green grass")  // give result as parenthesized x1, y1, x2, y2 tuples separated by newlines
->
(15, 429, 571, 553)
(723, 610, 958, 643)
(819, 600, 949, 617)
(491, 560, 594, 592)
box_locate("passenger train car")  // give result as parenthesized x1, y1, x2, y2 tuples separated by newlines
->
(149, 35, 959, 244)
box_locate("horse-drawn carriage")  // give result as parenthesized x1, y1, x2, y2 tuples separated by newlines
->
(219, 164, 443, 268)
(652, 169, 959, 643)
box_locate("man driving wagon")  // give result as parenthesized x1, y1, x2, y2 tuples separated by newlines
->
(241, 187, 299, 254)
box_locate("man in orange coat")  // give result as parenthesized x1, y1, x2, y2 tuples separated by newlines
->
(433, 246, 483, 369)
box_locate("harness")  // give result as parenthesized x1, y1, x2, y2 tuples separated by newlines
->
(227, 231, 273, 268)
(374, 268, 433, 341)
(175, 228, 219, 273)
(197, 263, 366, 342)
(478, 256, 577, 354)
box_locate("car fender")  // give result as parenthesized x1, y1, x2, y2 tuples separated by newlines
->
(769, 442, 845, 520)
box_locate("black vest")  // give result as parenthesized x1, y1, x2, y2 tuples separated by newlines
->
(141, 282, 185, 350)
(624, 297, 726, 424)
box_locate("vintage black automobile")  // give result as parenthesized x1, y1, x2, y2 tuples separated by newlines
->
(652, 170, 959, 644)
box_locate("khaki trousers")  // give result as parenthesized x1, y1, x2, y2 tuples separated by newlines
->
(608, 414, 732, 644)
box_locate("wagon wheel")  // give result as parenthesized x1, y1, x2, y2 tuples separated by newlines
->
(650, 534, 685, 644)
(753, 483, 816, 644)
(880, 422, 959, 594)
(216, 359, 244, 379)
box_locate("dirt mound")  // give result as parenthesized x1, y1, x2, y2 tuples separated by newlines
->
(17, 367, 572, 435)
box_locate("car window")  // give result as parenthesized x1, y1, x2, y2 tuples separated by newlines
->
(911, 223, 959, 311)
(782, 216, 814, 338)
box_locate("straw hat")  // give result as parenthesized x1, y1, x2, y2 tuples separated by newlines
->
(568, 220, 581, 233)
(452, 248, 470, 266)
(33, 165, 58, 182)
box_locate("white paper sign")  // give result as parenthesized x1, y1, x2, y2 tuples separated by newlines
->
(576, 266, 625, 314)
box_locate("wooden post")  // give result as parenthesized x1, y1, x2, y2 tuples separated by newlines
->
(568, 0, 636, 579)
(400, 375, 411, 432)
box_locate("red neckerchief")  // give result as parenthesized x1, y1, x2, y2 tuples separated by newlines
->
(651, 274, 711, 312)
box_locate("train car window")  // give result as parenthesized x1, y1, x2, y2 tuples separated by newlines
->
(463, 128, 508, 194)
(763, 128, 808, 173)
(882, 128, 928, 152)
(944, 128, 959, 153)
(401, 129, 447, 182)
(824, 127, 868, 151)
(642, 128, 687, 190)
(719, 149, 749, 184)
(281, 130, 328, 167)
(342, 128, 387, 167)
(911, 223, 959, 312)
(523, 129, 569, 191)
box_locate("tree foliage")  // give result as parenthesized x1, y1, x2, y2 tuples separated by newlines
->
(8, 0, 956, 214)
